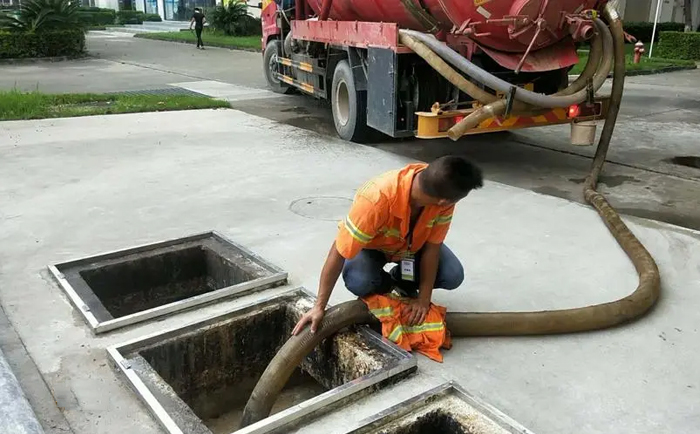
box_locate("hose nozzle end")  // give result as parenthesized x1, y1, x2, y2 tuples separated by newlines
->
(447, 128, 462, 141)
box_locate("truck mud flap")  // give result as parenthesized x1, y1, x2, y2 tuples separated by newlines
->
(366, 47, 414, 138)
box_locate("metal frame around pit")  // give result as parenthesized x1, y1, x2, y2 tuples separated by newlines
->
(107, 286, 417, 434)
(48, 230, 288, 334)
(345, 381, 537, 434)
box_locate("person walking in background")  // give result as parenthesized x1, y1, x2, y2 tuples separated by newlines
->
(189, 8, 206, 49)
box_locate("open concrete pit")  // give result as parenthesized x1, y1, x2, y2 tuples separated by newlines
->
(349, 382, 534, 434)
(49, 231, 288, 333)
(108, 289, 417, 434)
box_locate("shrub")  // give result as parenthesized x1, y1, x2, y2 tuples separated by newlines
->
(0, 28, 85, 58)
(655, 31, 700, 60)
(623, 21, 685, 43)
(116, 10, 143, 24)
(76, 10, 116, 26)
(208, 1, 260, 36)
(143, 13, 161, 22)
(77, 7, 114, 13)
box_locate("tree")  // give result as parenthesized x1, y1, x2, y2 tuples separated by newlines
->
(0, 0, 82, 33)
(684, 0, 693, 32)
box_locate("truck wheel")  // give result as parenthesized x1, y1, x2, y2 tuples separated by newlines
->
(331, 59, 371, 143)
(264, 40, 292, 94)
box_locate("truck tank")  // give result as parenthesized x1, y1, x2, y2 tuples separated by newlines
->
(305, 0, 606, 54)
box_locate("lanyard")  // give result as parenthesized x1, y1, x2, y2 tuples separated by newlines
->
(406, 208, 422, 252)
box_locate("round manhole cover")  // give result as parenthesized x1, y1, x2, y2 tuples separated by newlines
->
(289, 197, 353, 221)
(669, 156, 700, 169)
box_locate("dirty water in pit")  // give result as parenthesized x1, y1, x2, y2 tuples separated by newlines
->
(133, 299, 393, 434)
(381, 410, 468, 434)
(203, 368, 328, 434)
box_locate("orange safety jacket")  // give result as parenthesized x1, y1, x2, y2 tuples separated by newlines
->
(361, 293, 452, 362)
(335, 163, 455, 262)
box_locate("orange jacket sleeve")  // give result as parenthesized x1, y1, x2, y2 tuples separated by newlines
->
(335, 194, 387, 259)
(426, 205, 454, 244)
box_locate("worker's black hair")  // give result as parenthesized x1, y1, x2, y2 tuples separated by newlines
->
(418, 156, 483, 201)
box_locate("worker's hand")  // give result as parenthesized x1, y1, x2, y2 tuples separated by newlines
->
(292, 305, 325, 336)
(404, 296, 430, 326)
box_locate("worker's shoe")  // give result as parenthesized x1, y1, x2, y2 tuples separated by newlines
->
(387, 265, 419, 298)
(392, 285, 419, 299)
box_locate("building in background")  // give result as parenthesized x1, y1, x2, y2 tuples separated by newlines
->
(130, 0, 259, 21)
(617, 0, 699, 29)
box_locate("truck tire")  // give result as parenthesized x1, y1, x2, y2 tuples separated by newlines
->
(263, 40, 292, 94)
(331, 59, 371, 143)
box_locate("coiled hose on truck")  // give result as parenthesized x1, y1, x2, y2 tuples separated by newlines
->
(239, 4, 660, 427)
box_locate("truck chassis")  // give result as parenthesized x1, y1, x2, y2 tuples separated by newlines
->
(260, 1, 608, 143)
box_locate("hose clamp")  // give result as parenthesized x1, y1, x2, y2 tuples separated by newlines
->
(581, 9, 598, 19)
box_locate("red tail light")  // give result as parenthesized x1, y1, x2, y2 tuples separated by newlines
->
(568, 104, 580, 119)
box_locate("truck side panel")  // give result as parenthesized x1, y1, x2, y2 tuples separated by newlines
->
(366, 47, 413, 138)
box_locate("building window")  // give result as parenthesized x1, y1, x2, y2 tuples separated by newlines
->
(143, 0, 157, 14)
(164, 0, 215, 21)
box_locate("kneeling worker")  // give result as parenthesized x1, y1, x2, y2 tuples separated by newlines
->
(292, 156, 483, 335)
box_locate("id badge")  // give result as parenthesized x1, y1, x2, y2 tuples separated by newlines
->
(400, 257, 415, 282)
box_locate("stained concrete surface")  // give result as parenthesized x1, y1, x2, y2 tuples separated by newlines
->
(1, 109, 699, 434)
(231, 75, 700, 232)
(1, 33, 698, 231)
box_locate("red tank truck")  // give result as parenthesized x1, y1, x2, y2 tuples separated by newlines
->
(258, 0, 613, 143)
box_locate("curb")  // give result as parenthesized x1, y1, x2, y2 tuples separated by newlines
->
(133, 34, 262, 53)
(0, 348, 44, 434)
(568, 64, 697, 79)
(0, 53, 90, 65)
(621, 64, 698, 76)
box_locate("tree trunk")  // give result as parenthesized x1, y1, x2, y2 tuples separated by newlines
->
(684, 0, 693, 32)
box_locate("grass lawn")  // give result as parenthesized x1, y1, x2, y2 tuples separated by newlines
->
(135, 30, 261, 51)
(570, 42, 696, 75)
(0, 90, 230, 121)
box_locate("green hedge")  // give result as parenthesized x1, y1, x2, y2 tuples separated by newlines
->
(77, 10, 116, 26)
(77, 6, 114, 12)
(624, 21, 685, 43)
(116, 10, 143, 24)
(655, 31, 700, 60)
(0, 29, 85, 58)
(143, 13, 162, 22)
(114, 10, 161, 24)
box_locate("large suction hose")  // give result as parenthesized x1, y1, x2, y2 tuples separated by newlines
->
(239, 300, 374, 427)
(444, 4, 659, 335)
(399, 18, 609, 139)
(401, 18, 615, 109)
(239, 4, 660, 427)
(397, 14, 605, 112)
(398, 33, 498, 105)
(447, 18, 613, 141)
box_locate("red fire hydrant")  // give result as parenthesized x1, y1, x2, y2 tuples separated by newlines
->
(634, 41, 645, 63)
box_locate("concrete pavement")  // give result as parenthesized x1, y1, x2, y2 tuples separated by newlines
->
(0, 347, 44, 434)
(0, 32, 266, 94)
(1, 108, 699, 434)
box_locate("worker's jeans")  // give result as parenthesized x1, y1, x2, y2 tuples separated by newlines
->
(342, 244, 464, 297)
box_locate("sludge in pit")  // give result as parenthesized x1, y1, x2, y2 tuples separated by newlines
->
(109, 289, 416, 434)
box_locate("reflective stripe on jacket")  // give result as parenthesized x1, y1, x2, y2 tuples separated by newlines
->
(335, 163, 455, 261)
(362, 293, 452, 362)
